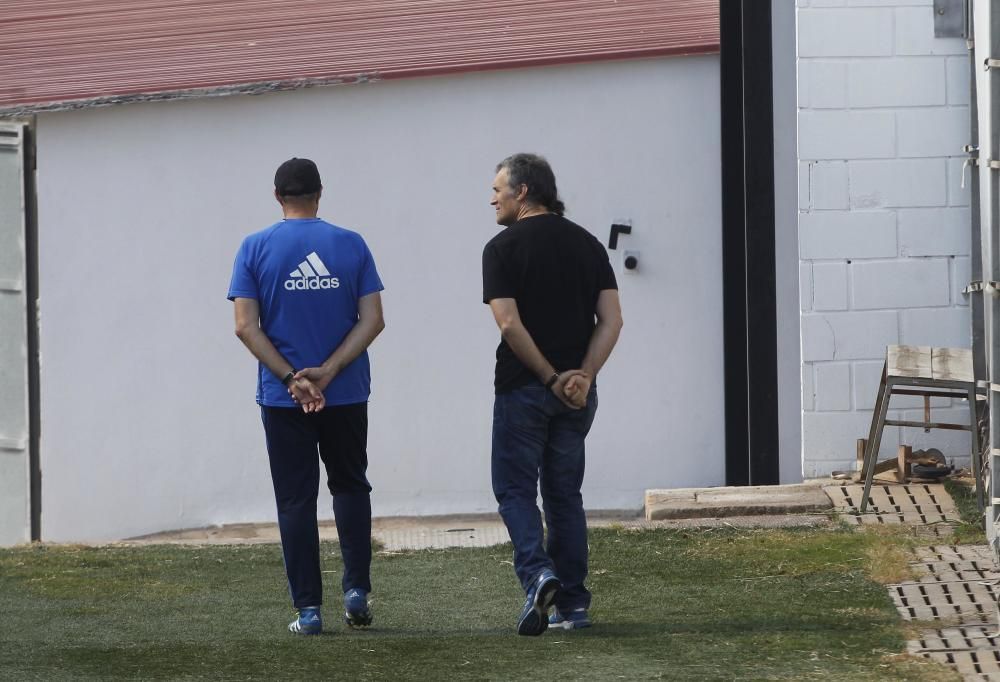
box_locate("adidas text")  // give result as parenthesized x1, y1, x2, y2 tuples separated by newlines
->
(285, 277, 340, 291)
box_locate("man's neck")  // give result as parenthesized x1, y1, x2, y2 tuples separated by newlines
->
(282, 209, 318, 219)
(516, 205, 549, 222)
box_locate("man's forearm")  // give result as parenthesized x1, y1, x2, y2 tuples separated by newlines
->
(501, 323, 557, 383)
(319, 316, 385, 377)
(236, 326, 294, 380)
(580, 319, 622, 377)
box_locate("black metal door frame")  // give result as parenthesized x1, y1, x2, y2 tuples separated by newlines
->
(24, 121, 40, 540)
(720, 0, 780, 486)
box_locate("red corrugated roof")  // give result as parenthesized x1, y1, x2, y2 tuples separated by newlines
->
(0, 0, 718, 114)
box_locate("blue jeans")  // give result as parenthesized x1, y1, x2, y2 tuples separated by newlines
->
(492, 383, 597, 611)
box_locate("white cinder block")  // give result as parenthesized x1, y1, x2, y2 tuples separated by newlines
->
(812, 0, 847, 6)
(800, 210, 896, 259)
(898, 207, 971, 256)
(799, 111, 895, 160)
(803, 362, 816, 411)
(815, 362, 852, 410)
(853, 359, 950, 410)
(848, 58, 946, 108)
(801, 311, 898, 361)
(947, 57, 971, 105)
(895, 7, 970, 56)
(811, 161, 850, 209)
(798, 9, 893, 57)
(800, 261, 813, 312)
(900, 306, 971, 348)
(853, 361, 885, 411)
(802, 411, 900, 466)
(813, 262, 849, 311)
(897, 108, 969, 158)
(952, 256, 970, 306)
(852, 259, 951, 309)
(799, 161, 811, 209)
(803, 460, 856, 477)
(849, 159, 946, 208)
(806, 61, 849, 108)
(797, 60, 810, 108)
(948, 156, 971, 207)
(853, 361, 883, 411)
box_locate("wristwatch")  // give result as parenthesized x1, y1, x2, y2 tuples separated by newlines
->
(281, 371, 296, 387)
(545, 372, 560, 389)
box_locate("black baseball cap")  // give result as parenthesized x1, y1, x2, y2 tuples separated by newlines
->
(274, 158, 322, 196)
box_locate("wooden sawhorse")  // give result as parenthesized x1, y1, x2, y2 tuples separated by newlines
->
(859, 345, 983, 513)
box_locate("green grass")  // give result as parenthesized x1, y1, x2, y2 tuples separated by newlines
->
(944, 478, 988, 544)
(0, 527, 956, 681)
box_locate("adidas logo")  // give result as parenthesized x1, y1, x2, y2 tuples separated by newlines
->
(284, 252, 340, 291)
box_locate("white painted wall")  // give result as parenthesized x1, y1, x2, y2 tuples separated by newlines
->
(34, 56, 723, 542)
(797, 0, 974, 475)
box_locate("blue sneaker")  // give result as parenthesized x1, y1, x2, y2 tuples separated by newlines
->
(517, 569, 561, 636)
(549, 607, 591, 630)
(344, 588, 373, 627)
(288, 606, 322, 635)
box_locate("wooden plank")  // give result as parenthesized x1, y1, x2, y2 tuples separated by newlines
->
(931, 347, 974, 383)
(887, 345, 932, 379)
(897, 445, 911, 483)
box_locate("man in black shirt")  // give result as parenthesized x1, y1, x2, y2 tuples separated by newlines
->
(482, 153, 623, 636)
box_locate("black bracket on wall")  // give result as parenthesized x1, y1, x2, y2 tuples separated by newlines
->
(608, 223, 631, 250)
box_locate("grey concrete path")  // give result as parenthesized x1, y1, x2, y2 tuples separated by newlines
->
(126, 511, 831, 550)
(126, 478, 838, 549)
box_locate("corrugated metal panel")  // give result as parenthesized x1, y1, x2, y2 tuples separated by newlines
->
(0, 0, 718, 113)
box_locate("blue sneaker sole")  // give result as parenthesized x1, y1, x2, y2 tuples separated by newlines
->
(517, 576, 561, 637)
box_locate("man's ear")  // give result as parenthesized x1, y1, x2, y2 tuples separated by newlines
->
(274, 189, 284, 205)
(516, 184, 529, 202)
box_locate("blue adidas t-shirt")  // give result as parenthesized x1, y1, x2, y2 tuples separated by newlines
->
(227, 218, 384, 407)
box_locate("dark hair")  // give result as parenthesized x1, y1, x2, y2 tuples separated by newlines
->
(277, 191, 320, 205)
(496, 153, 566, 216)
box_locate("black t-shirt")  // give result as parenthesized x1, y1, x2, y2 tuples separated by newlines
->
(482, 213, 618, 394)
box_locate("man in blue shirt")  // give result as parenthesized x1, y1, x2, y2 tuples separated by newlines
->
(229, 158, 385, 635)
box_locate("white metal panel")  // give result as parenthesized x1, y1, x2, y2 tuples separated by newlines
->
(0, 121, 30, 546)
(34, 57, 724, 541)
(973, 0, 1000, 552)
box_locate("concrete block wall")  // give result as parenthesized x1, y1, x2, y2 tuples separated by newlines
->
(797, 0, 974, 475)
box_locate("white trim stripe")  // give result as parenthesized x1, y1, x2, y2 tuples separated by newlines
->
(306, 252, 330, 276)
(298, 261, 317, 278)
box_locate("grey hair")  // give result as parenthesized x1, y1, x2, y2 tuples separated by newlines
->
(496, 153, 566, 216)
